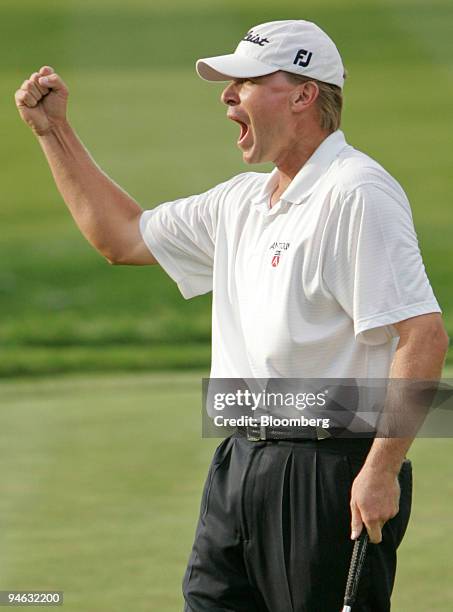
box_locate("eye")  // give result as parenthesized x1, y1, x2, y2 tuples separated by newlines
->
(235, 78, 256, 86)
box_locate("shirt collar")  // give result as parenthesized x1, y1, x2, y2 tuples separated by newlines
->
(251, 130, 348, 210)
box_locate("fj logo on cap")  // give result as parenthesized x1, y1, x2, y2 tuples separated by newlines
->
(293, 49, 313, 67)
(242, 30, 270, 46)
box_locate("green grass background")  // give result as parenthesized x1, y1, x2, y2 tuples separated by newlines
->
(1, 0, 453, 610)
(1, 372, 453, 611)
(1, 0, 452, 376)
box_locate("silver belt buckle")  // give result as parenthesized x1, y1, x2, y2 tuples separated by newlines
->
(246, 426, 261, 442)
(316, 426, 331, 440)
(246, 424, 268, 441)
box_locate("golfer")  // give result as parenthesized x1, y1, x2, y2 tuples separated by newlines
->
(15, 19, 448, 612)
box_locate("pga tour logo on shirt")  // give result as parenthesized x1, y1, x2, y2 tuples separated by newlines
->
(270, 241, 290, 267)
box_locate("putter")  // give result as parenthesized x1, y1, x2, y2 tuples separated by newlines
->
(342, 531, 369, 612)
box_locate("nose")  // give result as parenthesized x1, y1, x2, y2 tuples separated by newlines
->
(221, 81, 240, 106)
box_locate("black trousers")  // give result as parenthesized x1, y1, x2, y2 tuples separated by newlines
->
(183, 433, 412, 612)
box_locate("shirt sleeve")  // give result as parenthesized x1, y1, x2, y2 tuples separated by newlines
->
(139, 184, 222, 299)
(323, 183, 441, 345)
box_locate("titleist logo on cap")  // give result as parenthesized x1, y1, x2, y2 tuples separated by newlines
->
(242, 30, 270, 46)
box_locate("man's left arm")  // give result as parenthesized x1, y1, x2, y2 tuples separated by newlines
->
(350, 312, 449, 543)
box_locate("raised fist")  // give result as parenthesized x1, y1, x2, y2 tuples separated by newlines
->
(15, 66, 69, 136)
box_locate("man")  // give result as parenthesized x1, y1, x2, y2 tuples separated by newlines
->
(15, 19, 448, 612)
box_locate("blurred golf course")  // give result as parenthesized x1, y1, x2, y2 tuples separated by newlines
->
(1, 0, 452, 609)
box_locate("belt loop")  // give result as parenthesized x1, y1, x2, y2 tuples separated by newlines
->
(259, 424, 267, 441)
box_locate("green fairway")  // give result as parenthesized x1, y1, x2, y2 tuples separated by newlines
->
(0, 371, 452, 610)
(0, 372, 217, 611)
(1, 0, 453, 376)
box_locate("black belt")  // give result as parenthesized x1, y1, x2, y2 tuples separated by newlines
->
(236, 424, 331, 442)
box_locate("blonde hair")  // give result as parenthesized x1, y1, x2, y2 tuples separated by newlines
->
(284, 72, 346, 133)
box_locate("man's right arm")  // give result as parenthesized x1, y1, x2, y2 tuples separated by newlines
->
(14, 65, 156, 266)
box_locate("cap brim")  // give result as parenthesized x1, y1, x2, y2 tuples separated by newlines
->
(196, 53, 277, 81)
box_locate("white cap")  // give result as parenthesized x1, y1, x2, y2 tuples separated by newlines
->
(196, 20, 345, 89)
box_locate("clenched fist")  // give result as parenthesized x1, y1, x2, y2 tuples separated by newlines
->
(15, 66, 69, 136)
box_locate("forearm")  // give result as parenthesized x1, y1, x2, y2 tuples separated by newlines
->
(350, 318, 448, 541)
(37, 120, 144, 263)
(364, 317, 448, 474)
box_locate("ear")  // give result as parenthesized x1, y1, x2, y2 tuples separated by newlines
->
(290, 81, 319, 112)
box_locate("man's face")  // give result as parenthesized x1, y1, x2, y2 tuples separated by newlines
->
(221, 72, 297, 165)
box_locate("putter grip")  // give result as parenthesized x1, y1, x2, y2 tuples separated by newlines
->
(343, 531, 369, 607)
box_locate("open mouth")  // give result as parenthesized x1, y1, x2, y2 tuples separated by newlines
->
(228, 114, 251, 147)
(236, 120, 249, 144)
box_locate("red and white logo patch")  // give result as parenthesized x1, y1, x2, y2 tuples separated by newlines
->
(269, 241, 290, 268)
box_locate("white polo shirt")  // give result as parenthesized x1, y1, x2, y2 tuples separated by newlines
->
(140, 130, 441, 380)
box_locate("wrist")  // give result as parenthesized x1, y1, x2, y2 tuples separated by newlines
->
(35, 117, 70, 139)
(362, 458, 402, 477)
(364, 438, 411, 477)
